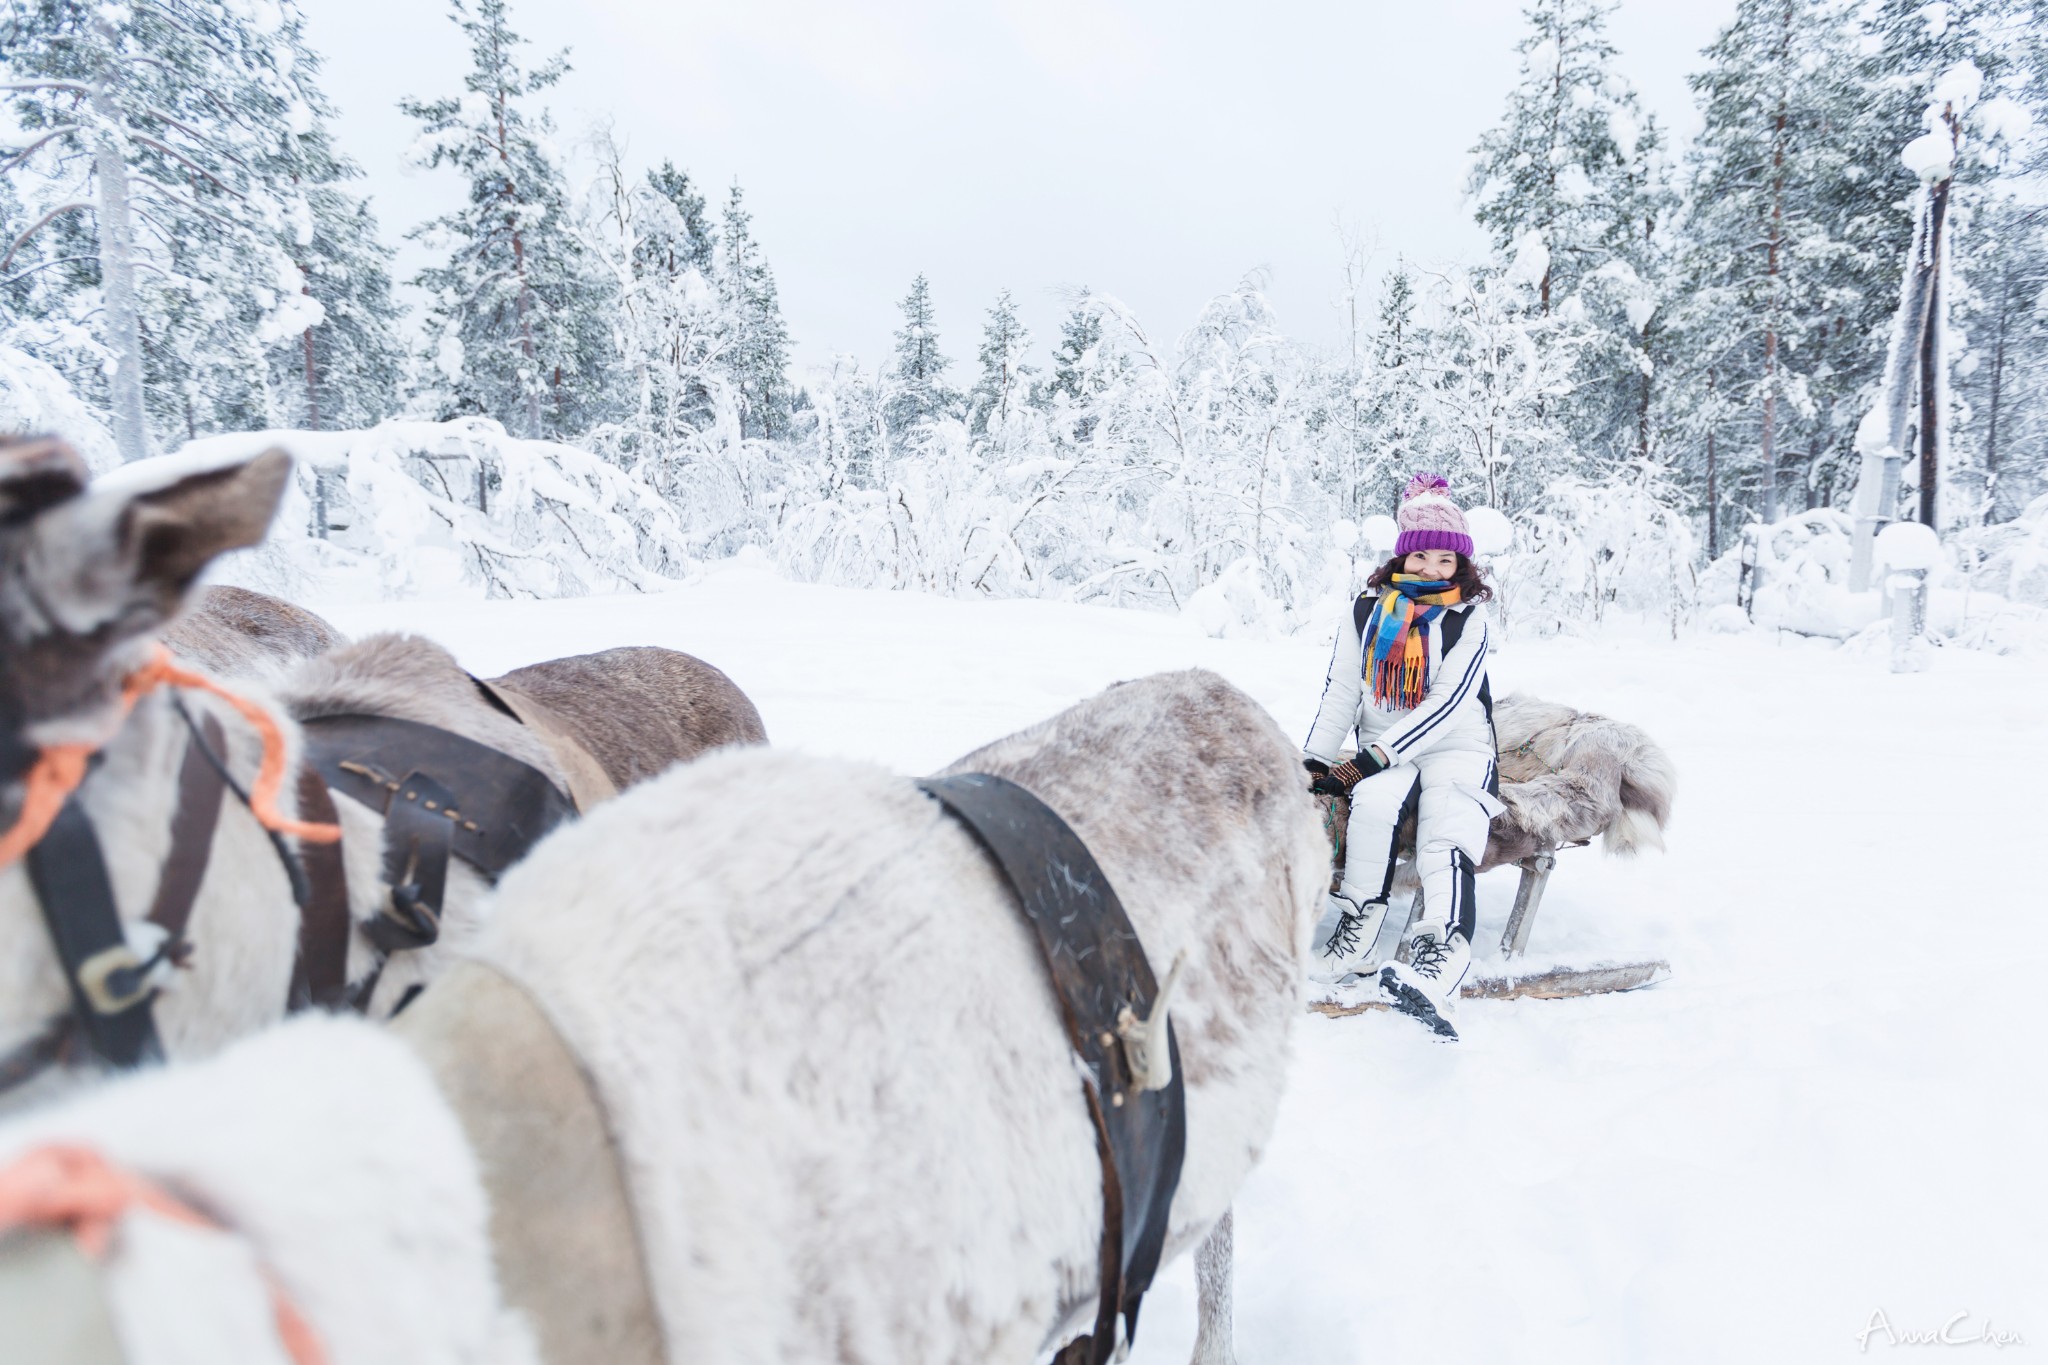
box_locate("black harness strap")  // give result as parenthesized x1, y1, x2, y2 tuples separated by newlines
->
(145, 712, 227, 952)
(23, 799, 164, 1070)
(288, 767, 355, 1010)
(301, 713, 574, 955)
(918, 773, 1186, 1365)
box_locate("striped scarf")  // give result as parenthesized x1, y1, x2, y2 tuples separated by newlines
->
(1363, 575, 1463, 710)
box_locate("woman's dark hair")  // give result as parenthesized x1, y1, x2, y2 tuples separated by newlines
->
(1364, 551, 1494, 602)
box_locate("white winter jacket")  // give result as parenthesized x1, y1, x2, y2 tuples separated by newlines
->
(1305, 598, 1496, 765)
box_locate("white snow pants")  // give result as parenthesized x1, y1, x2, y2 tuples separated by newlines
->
(1339, 746, 1503, 942)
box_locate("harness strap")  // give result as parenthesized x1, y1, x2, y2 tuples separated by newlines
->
(301, 714, 575, 883)
(288, 770, 354, 1010)
(23, 800, 163, 1070)
(144, 713, 227, 952)
(918, 773, 1185, 1365)
(302, 713, 575, 970)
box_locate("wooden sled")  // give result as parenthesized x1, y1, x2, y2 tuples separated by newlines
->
(1310, 783, 1671, 1014)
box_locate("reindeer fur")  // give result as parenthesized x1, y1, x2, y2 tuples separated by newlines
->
(1486, 693, 1678, 868)
(162, 585, 344, 676)
(0, 670, 1324, 1364)
(0, 1015, 538, 1365)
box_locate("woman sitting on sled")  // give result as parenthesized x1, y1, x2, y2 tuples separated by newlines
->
(1304, 473, 1504, 1038)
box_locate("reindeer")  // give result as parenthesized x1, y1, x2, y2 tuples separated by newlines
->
(0, 438, 764, 1106)
(161, 584, 345, 676)
(0, 669, 1325, 1364)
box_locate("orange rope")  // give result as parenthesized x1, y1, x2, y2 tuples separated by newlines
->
(0, 643, 340, 870)
(0, 1142, 329, 1365)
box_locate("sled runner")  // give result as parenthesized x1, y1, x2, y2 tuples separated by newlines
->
(1310, 693, 1675, 1018)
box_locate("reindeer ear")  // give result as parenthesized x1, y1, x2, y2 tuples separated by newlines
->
(118, 450, 293, 614)
(0, 437, 90, 529)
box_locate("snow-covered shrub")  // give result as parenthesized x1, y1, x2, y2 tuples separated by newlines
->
(1952, 494, 2048, 609)
(1488, 462, 1698, 636)
(176, 418, 693, 600)
(1698, 510, 1882, 639)
(0, 343, 119, 473)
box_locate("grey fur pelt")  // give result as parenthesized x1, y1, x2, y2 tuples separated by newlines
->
(1483, 693, 1677, 869)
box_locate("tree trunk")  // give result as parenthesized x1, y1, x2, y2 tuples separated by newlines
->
(89, 80, 149, 463)
(512, 230, 539, 439)
(1706, 369, 1719, 559)
(1917, 176, 1951, 528)
(1759, 0, 1792, 525)
(301, 326, 320, 430)
(1980, 253, 2012, 523)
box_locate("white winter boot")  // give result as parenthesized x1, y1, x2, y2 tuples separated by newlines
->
(1311, 893, 1388, 983)
(1376, 924, 1471, 1040)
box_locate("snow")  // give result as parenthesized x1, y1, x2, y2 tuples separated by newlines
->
(1506, 232, 1550, 289)
(1358, 514, 1399, 553)
(301, 566, 2046, 1362)
(1900, 132, 1952, 181)
(1464, 505, 1514, 556)
(1875, 520, 1940, 571)
(1929, 60, 1982, 114)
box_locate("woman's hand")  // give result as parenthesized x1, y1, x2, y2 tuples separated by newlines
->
(1307, 750, 1387, 797)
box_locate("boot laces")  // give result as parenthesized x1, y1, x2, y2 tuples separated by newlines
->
(1323, 908, 1366, 959)
(1408, 933, 1452, 979)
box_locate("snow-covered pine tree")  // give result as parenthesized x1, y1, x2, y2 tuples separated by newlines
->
(1413, 249, 1589, 514)
(886, 272, 957, 438)
(1465, 0, 1674, 470)
(1359, 263, 1434, 512)
(1, 0, 335, 458)
(966, 288, 1032, 438)
(643, 162, 715, 276)
(1962, 197, 2048, 521)
(402, 0, 614, 440)
(715, 181, 793, 440)
(1467, 0, 1639, 313)
(257, 4, 404, 431)
(1667, 0, 1882, 525)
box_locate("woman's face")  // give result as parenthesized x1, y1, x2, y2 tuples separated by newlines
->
(1402, 548, 1460, 580)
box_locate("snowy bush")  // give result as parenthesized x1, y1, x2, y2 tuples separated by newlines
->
(176, 418, 693, 600)
(1486, 463, 1698, 637)
(1952, 494, 2048, 609)
(0, 343, 119, 474)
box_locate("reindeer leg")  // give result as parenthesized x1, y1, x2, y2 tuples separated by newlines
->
(1190, 1207, 1239, 1365)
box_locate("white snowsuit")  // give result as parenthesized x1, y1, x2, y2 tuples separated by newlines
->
(1304, 597, 1504, 940)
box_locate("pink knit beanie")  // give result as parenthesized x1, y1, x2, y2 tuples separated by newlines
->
(1394, 473, 1472, 557)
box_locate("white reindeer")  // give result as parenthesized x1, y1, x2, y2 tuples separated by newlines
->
(0, 669, 1327, 1364)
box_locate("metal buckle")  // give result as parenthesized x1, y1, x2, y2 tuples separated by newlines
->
(76, 944, 155, 1015)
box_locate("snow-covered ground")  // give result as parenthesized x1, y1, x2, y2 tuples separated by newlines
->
(316, 563, 2047, 1362)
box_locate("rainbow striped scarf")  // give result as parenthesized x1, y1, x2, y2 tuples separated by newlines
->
(1363, 575, 1463, 710)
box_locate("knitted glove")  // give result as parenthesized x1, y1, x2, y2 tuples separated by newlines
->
(1303, 757, 1331, 777)
(1309, 750, 1386, 797)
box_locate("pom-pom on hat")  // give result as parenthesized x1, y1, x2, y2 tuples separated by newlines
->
(1394, 472, 1473, 558)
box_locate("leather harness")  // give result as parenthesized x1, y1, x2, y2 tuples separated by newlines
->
(6, 689, 590, 1093)
(919, 773, 1186, 1365)
(301, 713, 576, 955)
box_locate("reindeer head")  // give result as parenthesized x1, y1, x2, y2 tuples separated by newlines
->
(0, 439, 291, 769)
(0, 437, 291, 1097)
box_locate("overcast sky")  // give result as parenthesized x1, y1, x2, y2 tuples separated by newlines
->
(299, 0, 1738, 374)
